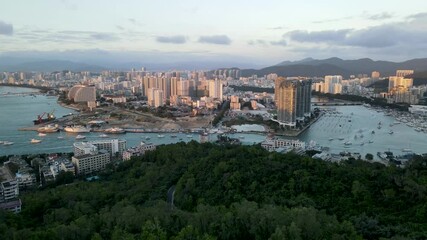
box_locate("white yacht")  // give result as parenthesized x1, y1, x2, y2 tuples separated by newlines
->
(37, 124, 59, 133)
(3, 141, 14, 145)
(75, 135, 86, 140)
(64, 125, 91, 133)
(157, 134, 165, 138)
(31, 139, 42, 144)
(38, 133, 47, 137)
(104, 127, 125, 134)
(99, 134, 109, 138)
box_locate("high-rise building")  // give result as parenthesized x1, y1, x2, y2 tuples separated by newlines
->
(208, 79, 223, 101)
(396, 70, 414, 78)
(230, 95, 241, 110)
(276, 80, 312, 126)
(324, 75, 343, 94)
(388, 76, 413, 92)
(153, 89, 164, 107)
(371, 71, 380, 79)
(274, 77, 286, 104)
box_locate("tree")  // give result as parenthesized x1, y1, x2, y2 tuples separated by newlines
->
(365, 153, 374, 160)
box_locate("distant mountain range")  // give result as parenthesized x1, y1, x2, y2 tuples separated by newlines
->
(0, 59, 106, 72)
(241, 57, 427, 78)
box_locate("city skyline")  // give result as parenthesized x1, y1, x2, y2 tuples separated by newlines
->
(1, 0, 427, 67)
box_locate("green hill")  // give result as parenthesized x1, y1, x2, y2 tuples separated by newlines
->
(1, 142, 427, 239)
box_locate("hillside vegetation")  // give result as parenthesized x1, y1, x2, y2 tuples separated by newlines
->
(1, 142, 427, 239)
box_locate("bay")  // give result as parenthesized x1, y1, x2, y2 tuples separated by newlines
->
(0, 86, 426, 158)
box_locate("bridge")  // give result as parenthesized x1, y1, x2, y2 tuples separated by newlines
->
(311, 102, 363, 106)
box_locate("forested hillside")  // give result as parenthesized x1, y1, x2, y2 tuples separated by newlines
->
(1, 142, 427, 239)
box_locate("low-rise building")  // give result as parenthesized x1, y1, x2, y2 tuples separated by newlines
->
(72, 150, 111, 175)
(122, 142, 156, 161)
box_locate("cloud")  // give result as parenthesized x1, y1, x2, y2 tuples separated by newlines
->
(198, 35, 231, 45)
(270, 39, 287, 47)
(156, 35, 187, 44)
(268, 26, 287, 30)
(286, 29, 351, 43)
(367, 12, 393, 20)
(0, 21, 13, 36)
(284, 14, 427, 49)
(248, 39, 268, 46)
(407, 12, 427, 20)
(90, 33, 119, 41)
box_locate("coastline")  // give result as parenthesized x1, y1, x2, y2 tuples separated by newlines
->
(56, 100, 81, 111)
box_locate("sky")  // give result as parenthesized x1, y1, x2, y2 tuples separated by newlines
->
(1, 0, 427, 67)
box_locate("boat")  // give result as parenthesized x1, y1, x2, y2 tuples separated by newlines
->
(344, 141, 352, 145)
(328, 138, 334, 141)
(369, 140, 374, 143)
(64, 125, 91, 133)
(75, 135, 86, 140)
(33, 110, 56, 125)
(99, 134, 109, 138)
(377, 125, 381, 129)
(57, 136, 64, 139)
(38, 133, 47, 137)
(104, 127, 125, 134)
(37, 124, 59, 133)
(402, 148, 412, 152)
(31, 139, 42, 144)
(338, 137, 345, 141)
(170, 134, 177, 138)
(239, 136, 245, 139)
(377, 152, 387, 160)
(371, 130, 375, 134)
(157, 134, 165, 138)
(145, 137, 151, 140)
(389, 130, 394, 134)
(187, 135, 193, 138)
(3, 141, 14, 146)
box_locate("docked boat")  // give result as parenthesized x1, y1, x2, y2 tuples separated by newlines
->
(99, 134, 109, 138)
(104, 127, 125, 134)
(75, 135, 86, 140)
(38, 133, 47, 137)
(338, 137, 345, 141)
(37, 124, 59, 133)
(31, 139, 42, 144)
(344, 141, 352, 145)
(3, 141, 14, 146)
(33, 111, 56, 125)
(57, 136, 64, 139)
(170, 134, 177, 138)
(64, 125, 91, 133)
(402, 148, 412, 152)
(187, 135, 193, 138)
(157, 134, 165, 138)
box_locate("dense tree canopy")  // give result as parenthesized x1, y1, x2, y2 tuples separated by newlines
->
(1, 142, 427, 239)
